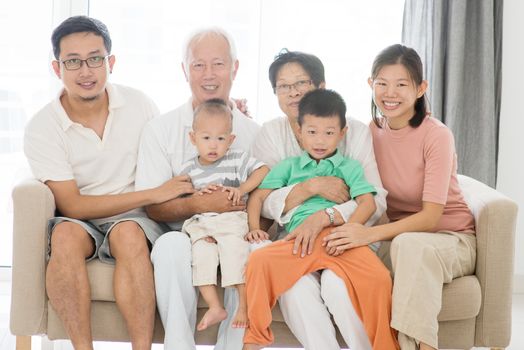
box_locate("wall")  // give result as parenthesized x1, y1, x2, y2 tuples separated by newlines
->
(498, 0, 524, 293)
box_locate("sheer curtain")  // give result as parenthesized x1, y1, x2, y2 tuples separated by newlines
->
(89, 0, 404, 123)
(1, 0, 404, 266)
(0, 1, 59, 267)
(402, 0, 503, 187)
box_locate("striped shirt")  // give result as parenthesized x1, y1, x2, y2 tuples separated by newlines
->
(180, 148, 265, 192)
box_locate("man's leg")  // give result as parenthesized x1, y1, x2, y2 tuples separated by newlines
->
(109, 221, 155, 350)
(46, 221, 96, 350)
(151, 231, 198, 350)
(279, 273, 341, 350)
(321, 270, 372, 350)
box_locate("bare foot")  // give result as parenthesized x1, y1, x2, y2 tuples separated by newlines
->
(232, 306, 249, 328)
(197, 307, 227, 331)
(242, 344, 263, 350)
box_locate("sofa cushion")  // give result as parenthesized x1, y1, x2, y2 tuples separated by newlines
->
(87, 259, 116, 302)
(88, 259, 481, 323)
(438, 275, 481, 321)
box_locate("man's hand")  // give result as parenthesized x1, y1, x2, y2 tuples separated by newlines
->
(153, 175, 195, 204)
(284, 211, 327, 257)
(244, 229, 270, 243)
(306, 176, 350, 204)
(192, 189, 246, 213)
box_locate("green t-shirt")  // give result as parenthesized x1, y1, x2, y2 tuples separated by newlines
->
(259, 150, 376, 233)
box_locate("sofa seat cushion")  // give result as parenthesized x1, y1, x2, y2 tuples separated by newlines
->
(438, 275, 481, 321)
(87, 259, 116, 301)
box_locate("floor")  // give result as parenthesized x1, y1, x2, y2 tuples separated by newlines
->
(1, 280, 523, 350)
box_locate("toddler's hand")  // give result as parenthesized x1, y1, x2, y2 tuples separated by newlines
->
(244, 229, 269, 243)
(196, 183, 220, 195)
(221, 186, 244, 206)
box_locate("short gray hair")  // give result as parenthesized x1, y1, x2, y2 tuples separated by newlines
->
(182, 27, 238, 76)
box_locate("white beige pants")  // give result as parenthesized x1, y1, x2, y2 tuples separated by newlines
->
(182, 211, 249, 287)
(378, 231, 476, 349)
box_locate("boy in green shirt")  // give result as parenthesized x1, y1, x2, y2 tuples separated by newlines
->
(246, 88, 377, 257)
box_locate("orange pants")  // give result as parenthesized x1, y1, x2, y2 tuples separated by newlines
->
(244, 227, 399, 349)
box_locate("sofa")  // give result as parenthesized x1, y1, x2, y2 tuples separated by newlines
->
(10, 175, 517, 349)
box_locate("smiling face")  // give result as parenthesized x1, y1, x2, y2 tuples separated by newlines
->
(189, 111, 235, 165)
(299, 114, 347, 161)
(183, 33, 239, 109)
(275, 62, 323, 122)
(52, 31, 114, 103)
(369, 63, 427, 129)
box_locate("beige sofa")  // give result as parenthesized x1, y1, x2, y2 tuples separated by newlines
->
(10, 175, 517, 349)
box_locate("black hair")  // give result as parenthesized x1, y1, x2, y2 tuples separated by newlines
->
(51, 16, 112, 59)
(268, 49, 325, 92)
(370, 44, 429, 128)
(193, 98, 233, 130)
(298, 89, 346, 129)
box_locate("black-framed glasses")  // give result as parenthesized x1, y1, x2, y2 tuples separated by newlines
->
(275, 79, 313, 95)
(59, 56, 109, 71)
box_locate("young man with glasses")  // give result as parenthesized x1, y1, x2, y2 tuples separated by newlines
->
(24, 16, 189, 350)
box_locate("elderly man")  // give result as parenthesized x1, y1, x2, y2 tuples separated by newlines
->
(23, 16, 188, 350)
(135, 28, 260, 350)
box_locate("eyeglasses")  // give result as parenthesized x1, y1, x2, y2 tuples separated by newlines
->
(274, 79, 313, 95)
(59, 56, 109, 71)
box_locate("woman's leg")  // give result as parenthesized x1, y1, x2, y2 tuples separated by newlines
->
(389, 232, 476, 349)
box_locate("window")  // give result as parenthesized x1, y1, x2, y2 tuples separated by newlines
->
(89, 0, 404, 121)
(1, 0, 403, 266)
(0, 1, 57, 266)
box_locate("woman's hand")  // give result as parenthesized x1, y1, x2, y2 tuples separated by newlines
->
(323, 223, 373, 256)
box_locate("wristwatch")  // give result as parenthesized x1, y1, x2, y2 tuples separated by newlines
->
(325, 207, 335, 225)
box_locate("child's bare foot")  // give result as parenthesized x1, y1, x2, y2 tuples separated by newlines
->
(242, 344, 263, 350)
(232, 306, 249, 328)
(197, 307, 227, 331)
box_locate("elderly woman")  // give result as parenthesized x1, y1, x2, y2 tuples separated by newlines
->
(248, 50, 391, 350)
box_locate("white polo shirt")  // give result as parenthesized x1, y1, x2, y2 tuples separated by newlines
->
(251, 116, 388, 228)
(24, 83, 159, 223)
(135, 99, 260, 230)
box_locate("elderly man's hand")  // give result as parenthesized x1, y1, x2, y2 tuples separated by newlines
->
(192, 189, 246, 213)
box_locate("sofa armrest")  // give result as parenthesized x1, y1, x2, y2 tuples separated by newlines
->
(458, 175, 518, 346)
(10, 178, 55, 335)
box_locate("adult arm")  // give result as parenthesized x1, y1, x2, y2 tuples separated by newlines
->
(46, 175, 194, 220)
(324, 201, 444, 252)
(145, 190, 246, 222)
